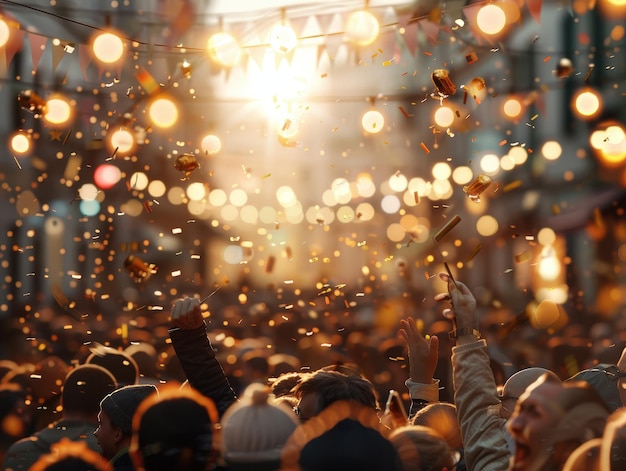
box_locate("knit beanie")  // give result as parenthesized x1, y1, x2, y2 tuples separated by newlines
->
(566, 364, 623, 412)
(100, 384, 157, 435)
(221, 384, 298, 466)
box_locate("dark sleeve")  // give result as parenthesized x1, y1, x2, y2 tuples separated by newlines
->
(169, 322, 238, 418)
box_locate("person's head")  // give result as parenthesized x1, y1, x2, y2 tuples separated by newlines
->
(412, 402, 462, 450)
(129, 385, 219, 471)
(292, 369, 378, 423)
(389, 425, 458, 471)
(506, 373, 609, 471)
(95, 384, 157, 460)
(282, 400, 399, 471)
(499, 367, 561, 419)
(599, 408, 626, 470)
(61, 364, 117, 421)
(86, 345, 139, 386)
(221, 384, 298, 470)
(566, 364, 623, 412)
(124, 342, 160, 382)
(29, 438, 112, 471)
(268, 371, 303, 398)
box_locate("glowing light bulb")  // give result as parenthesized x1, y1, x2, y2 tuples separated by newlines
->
(361, 110, 384, 133)
(345, 10, 380, 46)
(10, 132, 31, 155)
(149, 97, 178, 128)
(109, 128, 135, 155)
(0, 18, 10, 48)
(201, 134, 222, 155)
(92, 31, 124, 64)
(269, 24, 297, 53)
(476, 4, 506, 35)
(572, 88, 602, 119)
(44, 95, 72, 125)
(207, 32, 240, 67)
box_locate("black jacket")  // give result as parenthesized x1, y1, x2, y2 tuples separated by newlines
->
(169, 322, 238, 418)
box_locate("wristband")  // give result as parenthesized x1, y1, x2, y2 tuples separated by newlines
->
(448, 327, 481, 340)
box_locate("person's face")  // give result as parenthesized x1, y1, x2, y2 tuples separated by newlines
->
(94, 409, 121, 460)
(506, 381, 563, 471)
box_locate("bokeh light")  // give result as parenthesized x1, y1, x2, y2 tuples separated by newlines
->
(10, 132, 31, 155)
(541, 141, 562, 161)
(572, 88, 602, 119)
(207, 32, 241, 67)
(94, 164, 122, 189)
(148, 97, 178, 128)
(476, 4, 507, 35)
(479, 153, 501, 175)
(0, 17, 9, 48)
(503, 96, 523, 120)
(476, 214, 499, 236)
(361, 110, 384, 134)
(268, 24, 297, 53)
(201, 134, 222, 155)
(109, 128, 135, 155)
(91, 31, 124, 64)
(44, 95, 72, 125)
(433, 106, 455, 128)
(345, 10, 380, 46)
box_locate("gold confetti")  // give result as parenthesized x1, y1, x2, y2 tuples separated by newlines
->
(515, 252, 531, 263)
(503, 180, 522, 193)
(265, 255, 275, 273)
(433, 215, 461, 243)
(420, 142, 430, 154)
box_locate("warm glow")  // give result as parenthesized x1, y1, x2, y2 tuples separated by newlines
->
(592, 123, 626, 166)
(503, 97, 523, 119)
(78, 183, 99, 201)
(91, 31, 124, 64)
(0, 18, 9, 48)
(149, 97, 178, 128)
(268, 24, 297, 53)
(541, 141, 562, 161)
(345, 10, 380, 46)
(276, 113, 300, 139)
(538, 246, 561, 281)
(432, 162, 452, 180)
(94, 164, 122, 189)
(509, 146, 528, 165)
(479, 153, 501, 175)
(44, 96, 72, 125)
(361, 110, 385, 134)
(201, 134, 222, 155)
(538, 227, 557, 246)
(109, 128, 135, 155)
(129, 172, 149, 191)
(572, 88, 602, 119)
(433, 106, 455, 128)
(476, 4, 507, 35)
(10, 132, 31, 155)
(276, 186, 297, 208)
(207, 32, 240, 67)
(476, 214, 499, 236)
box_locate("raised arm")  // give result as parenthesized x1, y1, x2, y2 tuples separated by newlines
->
(436, 273, 510, 471)
(398, 316, 440, 418)
(169, 297, 237, 417)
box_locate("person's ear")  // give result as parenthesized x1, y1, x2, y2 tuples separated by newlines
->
(113, 426, 125, 444)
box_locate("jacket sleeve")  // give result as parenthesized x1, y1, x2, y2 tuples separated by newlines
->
(405, 378, 440, 419)
(169, 322, 238, 418)
(451, 339, 510, 471)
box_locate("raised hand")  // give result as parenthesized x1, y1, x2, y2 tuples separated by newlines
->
(171, 296, 204, 330)
(399, 316, 439, 384)
(434, 273, 479, 339)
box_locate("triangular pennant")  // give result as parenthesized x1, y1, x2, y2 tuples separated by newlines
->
(51, 44, 66, 72)
(401, 20, 419, 57)
(526, 0, 543, 24)
(5, 27, 25, 67)
(289, 16, 308, 39)
(381, 6, 398, 27)
(78, 44, 92, 80)
(418, 19, 440, 46)
(315, 13, 336, 35)
(324, 32, 343, 62)
(246, 45, 267, 70)
(165, 0, 195, 46)
(316, 44, 328, 68)
(28, 32, 48, 71)
(300, 15, 322, 42)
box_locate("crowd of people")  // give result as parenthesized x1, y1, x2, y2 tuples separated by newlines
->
(1, 274, 626, 470)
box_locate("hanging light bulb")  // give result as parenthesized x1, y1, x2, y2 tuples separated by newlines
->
(10, 131, 31, 155)
(91, 31, 125, 64)
(207, 31, 241, 67)
(44, 94, 73, 126)
(361, 109, 384, 134)
(269, 9, 297, 54)
(345, 9, 380, 46)
(476, 4, 507, 36)
(0, 17, 10, 48)
(572, 87, 602, 120)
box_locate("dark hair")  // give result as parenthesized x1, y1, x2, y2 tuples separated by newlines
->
(294, 370, 379, 414)
(61, 364, 117, 416)
(131, 386, 218, 471)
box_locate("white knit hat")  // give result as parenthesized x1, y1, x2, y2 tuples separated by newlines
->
(221, 383, 298, 464)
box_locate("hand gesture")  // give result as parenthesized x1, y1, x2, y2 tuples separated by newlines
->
(399, 316, 439, 383)
(171, 296, 204, 330)
(434, 273, 478, 331)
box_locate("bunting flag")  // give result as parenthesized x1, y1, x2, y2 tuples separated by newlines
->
(51, 44, 66, 72)
(28, 32, 47, 71)
(164, 0, 195, 46)
(396, 13, 418, 57)
(526, 0, 543, 24)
